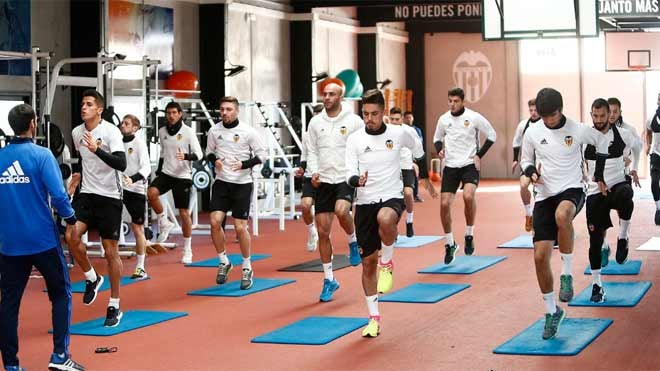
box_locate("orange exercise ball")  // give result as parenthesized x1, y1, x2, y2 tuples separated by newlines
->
(318, 77, 345, 95)
(166, 71, 199, 98)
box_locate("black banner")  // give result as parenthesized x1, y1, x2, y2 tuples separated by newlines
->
(358, 1, 481, 24)
(598, 0, 660, 17)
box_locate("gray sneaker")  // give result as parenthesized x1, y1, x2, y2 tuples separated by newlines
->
(601, 243, 611, 268)
(542, 305, 566, 340)
(216, 262, 233, 285)
(240, 268, 254, 290)
(559, 274, 573, 302)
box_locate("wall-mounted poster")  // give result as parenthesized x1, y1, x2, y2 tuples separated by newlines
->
(108, 0, 173, 79)
(0, 0, 31, 76)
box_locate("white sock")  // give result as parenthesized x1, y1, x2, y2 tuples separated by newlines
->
(322, 262, 333, 280)
(560, 253, 573, 276)
(307, 222, 316, 231)
(184, 237, 192, 251)
(380, 242, 394, 264)
(465, 225, 474, 236)
(524, 203, 533, 216)
(242, 256, 252, 270)
(656, 200, 660, 210)
(445, 233, 454, 246)
(543, 292, 557, 314)
(108, 297, 120, 309)
(348, 232, 357, 243)
(218, 252, 229, 265)
(592, 269, 602, 286)
(365, 294, 379, 317)
(84, 269, 97, 282)
(136, 254, 145, 270)
(406, 212, 413, 223)
(157, 212, 166, 222)
(619, 220, 631, 239)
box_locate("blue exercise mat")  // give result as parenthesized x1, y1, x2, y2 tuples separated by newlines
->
(584, 260, 642, 275)
(395, 235, 443, 248)
(187, 278, 295, 297)
(185, 253, 271, 267)
(63, 276, 150, 294)
(418, 256, 507, 274)
(569, 281, 652, 307)
(380, 283, 470, 303)
(251, 316, 368, 345)
(64, 310, 187, 336)
(493, 318, 613, 356)
(498, 234, 534, 248)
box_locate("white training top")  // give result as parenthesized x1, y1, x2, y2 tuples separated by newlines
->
(646, 114, 660, 155)
(158, 123, 203, 180)
(520, 116, 609, 202)
(206, 121, 267, 185)
(72, 120, 125, 200)
(512, 117, 542, 149)
(395, 123, 422, 170)
(585, 125, 641, 196)
(345, 124, 424, 205)
(300, 132, 313, 178)
(433, 108, 497, 168)
(307, 108, 364, 184)
(122, 136, 151, 195)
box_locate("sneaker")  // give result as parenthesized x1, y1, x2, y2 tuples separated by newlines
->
(542, 306, 566, 340)
(240, 268, 254, 290)
(130, 267, 148, 280)
(377, 260, 394, 294)
(348, 241, 361, 266)
(306, 227, 319, 252)
(559, 274, 574, 302)
(590, 283, 606, 303)
(406, 222, 414, 237)
(181, 249, 193, 264)
(414, 196, 423, 203)
(361, 316, 380, 338)
(319, 278, 340, 302)
(104, 306, 123, 327)
(48, 353, 85, 371)
(216, 262, 233, 284)
(157, 218, 175, 243)
(5, 366, 26, 371)
(525, 215, 533, 232)
(616, 238, 629, 264)
(82, 275, 104, 305)
(444, 242, 458, 264)
(464, 235, 475, 256)
(656, 210, 660, 226)
(601, 243, 611, 268)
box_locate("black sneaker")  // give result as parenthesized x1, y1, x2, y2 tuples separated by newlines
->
(656, 210, 660, 226)
(616, 238, 629, 264)
(464, 235, 475, 255)
(82, 275, 104, 305)
(590, 283, 606, 303)
(444, 243, 458, 264)
(104, 306, 123, 327)
(406, 222, 414, 237)
(414, 196, 423, 203)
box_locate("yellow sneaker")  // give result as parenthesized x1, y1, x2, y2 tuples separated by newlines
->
(361, 316, 380, 338)
(525, 215, 533, 232)
(377, 261, 394, 294)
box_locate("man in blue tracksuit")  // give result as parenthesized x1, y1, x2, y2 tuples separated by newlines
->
(0, 104, 84, 371)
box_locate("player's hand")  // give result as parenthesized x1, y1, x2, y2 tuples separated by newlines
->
(631, 170, 641, 188)
(214, 158, 224, 172)
(598, 180, 608, 196)
(176, 147, 185, 161)
(412, 163, 419, 177)
(530, 163, 543, 185)
(229, 157, 242, 171)
(474, 155, 481, 171)
(437, 149, 445, 160)
(68, 173, 81, 195)
(624, 157, 632, 167)
(123, 175, 133, 186)
(82, 132, 98, 153)
(421, 178, 438, 199)
(358, 171, 368, 187)
(511, 161, 519, 174)
(311, 173, 321, 188)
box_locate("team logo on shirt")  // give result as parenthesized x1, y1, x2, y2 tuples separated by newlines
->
(340, 126, 347, 135)
(564, 136, 573, 147)
(540, 138, 548, 144)
(463, 120, 470, 127)
(364, 146, 372, 153)
(128, 147, 134, 155)
(176, 134, 183, 141)
(385, 139, 394, 150)
(233, 134, 240, 142)
(217, 134, 223, 140)
(96, 138, 102, 147)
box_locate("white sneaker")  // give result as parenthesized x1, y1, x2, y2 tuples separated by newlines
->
(157, 218, 175, 243)
(181, 249, 193, 264)
(306, 227, 319, 252)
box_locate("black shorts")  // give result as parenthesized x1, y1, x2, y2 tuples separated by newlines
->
(533, 188, 585, 242)
(73, 193, 123, 240)
(355, 198, 405, 258)
(302, 177, 316, 199)
(149, 173, 193, 209)
(402, 169, 416, 189)
(586, 182, 634, 232)
(210, 180, 253, 220)
(315, 182, 354, 213)
(651, 153, 660, 174)
(123, 190, 146, 225)
(441, 164, 479, 193)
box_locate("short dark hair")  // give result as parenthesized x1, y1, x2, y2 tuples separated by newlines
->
(448, 87, 465, 100)
(8, 104, 36, 135)
(607, 97, 622, 109)
(312, 104, 323, 114)
(389, 106, 402, 115)
(220, 96, 239, 107)
(591, 98, 610, 112)
(362, 89, 385, 108)
(82, 89, 105, 108)
(165, 101, 183, 112)
(123, 114, 140, 128)
(535, 88, 563, 116)
(403, 111, 413, 116)
(528, 98, 536, 107)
